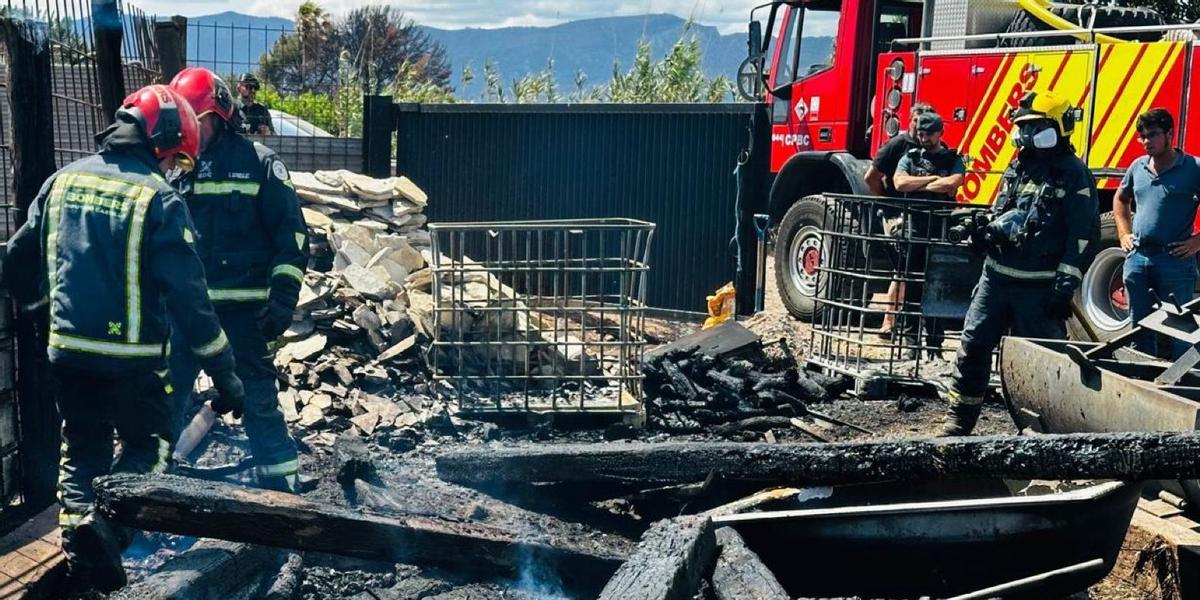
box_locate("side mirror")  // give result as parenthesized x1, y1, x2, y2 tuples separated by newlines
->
(749, 21, 763, 59)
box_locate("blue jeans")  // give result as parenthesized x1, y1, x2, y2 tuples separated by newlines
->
(1123, 248, 1198, 359)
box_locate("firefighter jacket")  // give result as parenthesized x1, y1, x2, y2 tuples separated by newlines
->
(984, 148, 1099, 297)
(173, 126, 308, 310)
(1, 118, 236, 376)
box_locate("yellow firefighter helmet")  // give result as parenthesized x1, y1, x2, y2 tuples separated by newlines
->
(1012, 90, 1075, 136)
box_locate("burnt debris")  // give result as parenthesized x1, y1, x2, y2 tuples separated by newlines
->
(641, 322, 851, 434)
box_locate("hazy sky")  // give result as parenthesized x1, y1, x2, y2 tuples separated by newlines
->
(133, 0, 765, 33)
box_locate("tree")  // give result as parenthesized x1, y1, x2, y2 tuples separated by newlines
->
(258, 1, 339, 95)
(475, 24, 732, 104)
(339, 5, 451, 95)
(601, 28, 732, 103)
(1116, 0, 1200, 24)
(259, 2, 452, 97)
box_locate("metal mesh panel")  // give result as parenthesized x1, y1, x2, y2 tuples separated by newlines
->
(809, 194, 991, 394)
(428, 219, 655, 415)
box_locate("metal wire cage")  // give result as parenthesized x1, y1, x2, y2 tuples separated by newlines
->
(428, 219, 655, 415)
(810, 193, 985, 395)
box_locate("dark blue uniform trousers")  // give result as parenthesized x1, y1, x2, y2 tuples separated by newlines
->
(52, 363, 172, 559)
(951, 269, 1067, 398)
(169, 305, 298, 491)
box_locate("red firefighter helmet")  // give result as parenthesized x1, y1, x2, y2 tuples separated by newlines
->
(118, 85, 200, 172)
(168, 67, 236, 122)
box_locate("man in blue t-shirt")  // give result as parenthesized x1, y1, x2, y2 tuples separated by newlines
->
(1115, 108, 1200, 358)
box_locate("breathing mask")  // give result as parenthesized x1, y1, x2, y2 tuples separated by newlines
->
(1014, 120, 1059, 150)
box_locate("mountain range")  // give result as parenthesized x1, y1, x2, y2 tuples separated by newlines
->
(182, 11, 832, 100)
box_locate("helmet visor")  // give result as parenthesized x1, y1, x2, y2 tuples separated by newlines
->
(175, 153, 195, 173)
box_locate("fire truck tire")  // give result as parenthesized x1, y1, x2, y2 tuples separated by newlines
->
(1069, 211, 1130, 342)
(1003, 4, 1164, 47)
(774, 195, 831, 322)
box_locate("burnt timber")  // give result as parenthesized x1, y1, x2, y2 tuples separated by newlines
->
(596, 515, 716, 600)
(437, 433, 1200, 488)
(92, 473, 623, 595)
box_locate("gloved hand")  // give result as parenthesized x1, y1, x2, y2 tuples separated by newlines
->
(967, 228, 989, 255)
(256, 299, 294, 340)
(210, 370, 245, 419)
(1047, 291, 1074, 321)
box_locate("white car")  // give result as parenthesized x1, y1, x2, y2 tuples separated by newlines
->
(269, 109, 333, 137)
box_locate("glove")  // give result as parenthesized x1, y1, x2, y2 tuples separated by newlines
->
(967, 228, 989, 255)
(256, 299, 294, 340)
(1047, 291, 1074, 321)
(210, 371, 245, 419)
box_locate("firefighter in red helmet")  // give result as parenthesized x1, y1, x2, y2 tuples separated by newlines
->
(168, 68, 307, 492)
(1, 84, 245, 593)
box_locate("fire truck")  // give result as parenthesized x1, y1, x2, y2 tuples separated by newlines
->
(747, 0, 1199, 341)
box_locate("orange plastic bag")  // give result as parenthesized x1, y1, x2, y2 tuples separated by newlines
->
(702, 283, 736, 329)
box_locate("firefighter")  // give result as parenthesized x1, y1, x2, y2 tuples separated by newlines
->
(1, 85, 245, 592)
(940, 90, 1099, 436)
(168, 68, 308, 492)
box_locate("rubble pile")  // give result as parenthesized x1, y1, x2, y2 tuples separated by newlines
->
(278, 170, 606, 443)
(278, 169, 446, 446)
(642, 345, 851, 433)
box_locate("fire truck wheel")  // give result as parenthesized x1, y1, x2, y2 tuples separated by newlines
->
(774, 195, 830, 322)
(1070, 212, 1130, 342)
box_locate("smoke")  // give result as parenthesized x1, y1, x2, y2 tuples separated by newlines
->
(513, 541, 570, 600)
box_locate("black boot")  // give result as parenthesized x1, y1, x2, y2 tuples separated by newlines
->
(64, 513, 128, 593)
(937, 402, 982, 437)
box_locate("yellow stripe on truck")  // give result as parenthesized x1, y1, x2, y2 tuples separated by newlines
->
(958, 49, 1094, 206)
(1088, 42, 1182, 170)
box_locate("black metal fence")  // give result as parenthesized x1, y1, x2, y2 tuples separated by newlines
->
(393, 103, 770, 315)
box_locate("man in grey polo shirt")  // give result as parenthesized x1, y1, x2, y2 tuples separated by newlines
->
(1116, 108, 1200, 358)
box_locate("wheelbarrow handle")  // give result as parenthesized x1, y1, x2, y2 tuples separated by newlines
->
(945, 557, 1105, 600)
(752, 213, 771, 239)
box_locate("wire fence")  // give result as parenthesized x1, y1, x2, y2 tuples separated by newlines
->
(186, 19, 363, 173)
(0, 5, 366, 520)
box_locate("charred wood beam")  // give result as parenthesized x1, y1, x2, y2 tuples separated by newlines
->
(597, 515, 716, 600)
(263, 552, 305, 600)
(110, 539, 280, 600)
(93, 474, 623, 596)
(711, 527, 789, 600)
(437, 432, 1200, 488)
